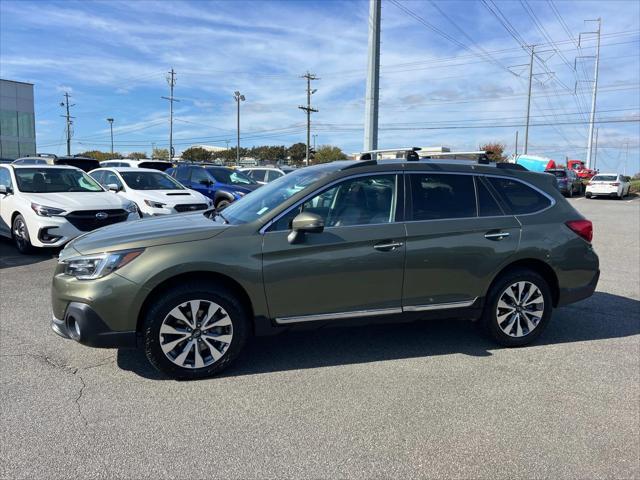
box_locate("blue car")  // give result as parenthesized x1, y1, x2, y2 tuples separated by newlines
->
(167, 165, 260, 209)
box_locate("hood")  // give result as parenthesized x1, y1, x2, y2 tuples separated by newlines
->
(68, 212, 229, 254)
(223, 183, 261, 194)
(27, 192, 128, 211)
(137, 189, 207, 204)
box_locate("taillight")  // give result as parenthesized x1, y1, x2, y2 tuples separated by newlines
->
(566, 220, 593, 243)
(611, 182, 620, 186)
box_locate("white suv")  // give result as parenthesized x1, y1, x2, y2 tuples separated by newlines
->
(89, 167, 213, 216)
(0, 164, 139, 253)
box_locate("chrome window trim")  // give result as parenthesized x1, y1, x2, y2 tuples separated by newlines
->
(259, 171, 404, 235)
(275, 298, 478, 324)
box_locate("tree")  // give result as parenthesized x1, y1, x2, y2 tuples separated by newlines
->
(78, 150, 118, 161)
(181, 147, 213, 162)
(152, 148, 170, 160)
(287, 142, 307, 163)
(313, 145, 347, 164)
(127, 152, 148, 160)
(480, 142, 507, 163)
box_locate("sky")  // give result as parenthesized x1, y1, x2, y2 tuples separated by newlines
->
(1, 0, 638, 173)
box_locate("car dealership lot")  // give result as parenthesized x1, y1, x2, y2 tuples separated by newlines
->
(1, 197, 638, 478)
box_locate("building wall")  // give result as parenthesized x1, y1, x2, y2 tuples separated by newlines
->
(0, 79, 36, 160)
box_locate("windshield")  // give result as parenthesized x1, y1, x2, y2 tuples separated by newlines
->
(547, 170, 566, 178)
(218, 164, 338, 224)
(120, 171, 184, 190)
(207, 168, 257, 185)
(15, 168, 104, 193)
(592, 175, 617, 182)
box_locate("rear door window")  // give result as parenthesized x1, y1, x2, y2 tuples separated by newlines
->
(409, 173, 476, 220)
(266, 170, 282, 182)
(476, 177, 504, 217)
(487, 177, 551, 215)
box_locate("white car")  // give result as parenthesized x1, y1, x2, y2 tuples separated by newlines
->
(99, 159, 173, 171)
(0, 164, 139, 253)
(240, 166, 294, 184)
(89, 167, 213, 217)
(585, 173, 631, 199)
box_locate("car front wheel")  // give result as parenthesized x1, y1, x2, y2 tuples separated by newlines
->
(12, 214, 33, 254)
(481, 269, 552, 347)
(143, 283, 249, 379)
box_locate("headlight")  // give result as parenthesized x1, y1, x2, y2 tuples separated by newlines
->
(124, 201, 138, 214)
(234, 191, 246, 197)
(60, 249, 144, 280)
(144, 199, 166, 209)
(31, 203, 66, 217)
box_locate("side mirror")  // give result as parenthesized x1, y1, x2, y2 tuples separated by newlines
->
(0, 184, 10, 195)
(199, 179, 213, 186)
(107, 183, 120, 192)
(287, 212, 324, 244)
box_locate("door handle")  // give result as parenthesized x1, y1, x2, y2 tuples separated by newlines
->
(484, 231, 510, 241)
(374, 241, 404, 251)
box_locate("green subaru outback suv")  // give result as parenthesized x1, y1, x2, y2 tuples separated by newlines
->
(51, 158, 599, 379)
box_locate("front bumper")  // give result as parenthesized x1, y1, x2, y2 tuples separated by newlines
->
(557, 269, 600, 307)
(51, 302, 137, 348)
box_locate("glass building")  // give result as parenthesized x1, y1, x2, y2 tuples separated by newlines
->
(0, 79, 36, 160)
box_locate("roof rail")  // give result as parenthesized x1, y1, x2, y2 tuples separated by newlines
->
(357, 147, 421, 161)
(419, 150, 493, 164)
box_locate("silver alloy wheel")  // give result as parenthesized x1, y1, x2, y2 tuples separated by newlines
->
(159, 299, 233, 369)
(496, 281, 544, 338)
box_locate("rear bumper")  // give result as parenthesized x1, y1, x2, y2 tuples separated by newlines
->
(557, 270, 600, 307)
(51, 302, 137, 348)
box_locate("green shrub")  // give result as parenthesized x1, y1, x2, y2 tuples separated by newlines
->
(629, 180, 640, 194)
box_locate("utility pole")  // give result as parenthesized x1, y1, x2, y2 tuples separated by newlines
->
(363, 0, 381, 153)
(106, 118, 114, 155)
(299, 72, 318, 166)
(584, 18, 601, 169)
(593, 127, 599, 170)
(515, 131, 519, 156)
(60, 92, 74, 156)
(161, 68, 179, 160)
(624, 141, 629, 175)
(233, 91, 245, 166)
(524, 45, 535, 155)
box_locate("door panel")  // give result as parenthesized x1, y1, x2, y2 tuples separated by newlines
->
(402, 173, 520, 308)
(262, 223, 406, 320)
(403, 216, 521, 307)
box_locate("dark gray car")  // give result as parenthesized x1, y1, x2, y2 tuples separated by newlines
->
(546, 168, 583, 197)
(51, 158, 600, 379)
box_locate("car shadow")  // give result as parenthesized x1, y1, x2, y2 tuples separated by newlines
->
(0, 237, 59, 269)
(116, 291, 640, 381)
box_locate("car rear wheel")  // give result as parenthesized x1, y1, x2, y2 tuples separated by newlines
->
(143, 283, 249, 379)
(12, 214, 33, 254)
(481, 269, 552, 347)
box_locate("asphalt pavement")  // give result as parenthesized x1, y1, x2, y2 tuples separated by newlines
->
(1, 196, 638, 479)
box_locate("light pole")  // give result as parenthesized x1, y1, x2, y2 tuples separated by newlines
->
(106, 118, 114, 155)
(233, 91, 245, 166)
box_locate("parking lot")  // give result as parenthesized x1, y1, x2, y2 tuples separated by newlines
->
(1, 196, 638, 479)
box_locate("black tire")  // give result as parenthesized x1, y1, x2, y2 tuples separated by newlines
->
(12, 214, 33, 254)
(585, 192, 592, 199)
(143, 282, 250, 379)
(481, 268, 553, 347)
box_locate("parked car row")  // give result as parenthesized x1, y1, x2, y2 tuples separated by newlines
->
(0, 162, 263, 253)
